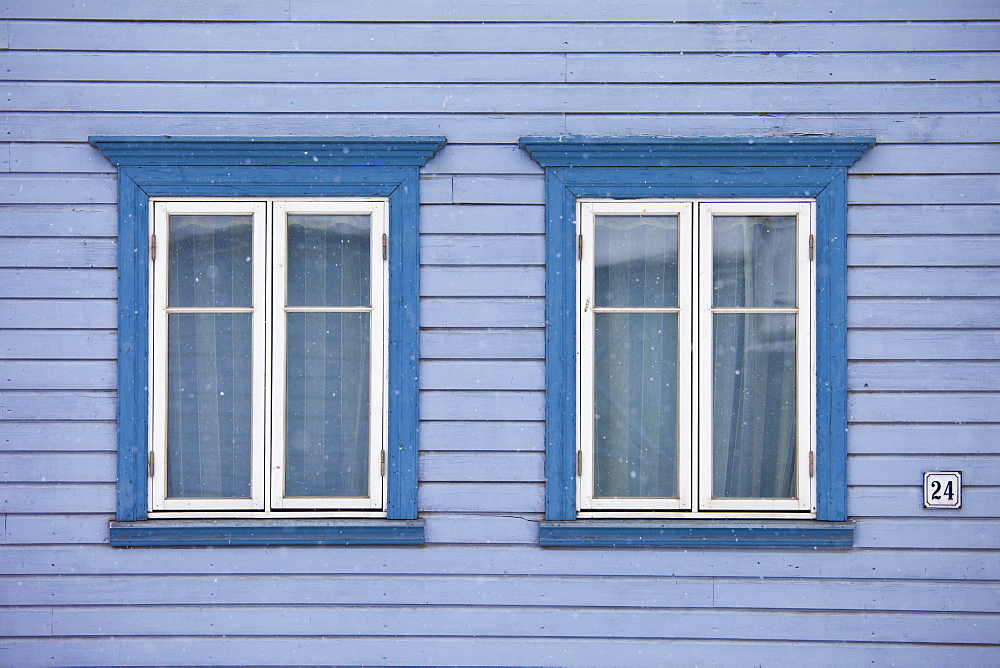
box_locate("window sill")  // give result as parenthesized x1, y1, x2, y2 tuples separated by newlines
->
(110, 519, 424, 547)
(539, 520, 854, 548)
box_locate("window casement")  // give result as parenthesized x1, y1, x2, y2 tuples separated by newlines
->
(91, 136, 445, 546)
(150, 199, 388, 515)
(577, 199, 814, 517)
(519, 136, 874, 548)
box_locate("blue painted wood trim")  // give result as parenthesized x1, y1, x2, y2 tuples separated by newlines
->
(115, 170, 149, 522)
(539, 521, 854, 548)
(544, 172, 578, 521)
(110, 520, 425, 547)
(815, 173, 849, 521)
(93, 137, 443, 531)
(387, 171, 420, 520)
(90, 136, 446, 167)
(522, 137, 873, 528)
(519, 137, 875, 168)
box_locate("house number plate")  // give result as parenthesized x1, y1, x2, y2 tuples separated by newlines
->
(923, 471, 962, 509)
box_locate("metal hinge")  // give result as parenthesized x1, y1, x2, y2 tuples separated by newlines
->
(809, 450, 815, 478)
(382, 233, 388, 260)
(577, 233, 583, 260)
(380, 450, 386, 476)
(808, 234, 815, 261)
(577, 450, 583, 477)
(149, 234, 157, 261)
(148, 450, 155, 477)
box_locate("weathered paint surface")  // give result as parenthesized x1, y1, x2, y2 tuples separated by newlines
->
(1, 0, 999, 664)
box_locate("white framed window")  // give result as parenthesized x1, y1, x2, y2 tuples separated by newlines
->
(577, 199, 815, 517)
(149, 199, 388, 516)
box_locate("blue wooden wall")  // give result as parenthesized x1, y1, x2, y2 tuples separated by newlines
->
(2, 1, 999, 664)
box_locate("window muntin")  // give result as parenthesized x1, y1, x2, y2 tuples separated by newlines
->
(578, 199, 814, 517)
(150, 199, 388, 515)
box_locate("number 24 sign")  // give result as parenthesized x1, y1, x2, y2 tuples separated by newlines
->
(923, 472, 962, 509)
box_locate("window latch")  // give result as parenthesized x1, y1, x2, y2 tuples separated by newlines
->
(380, 450, 386, 476)
(577, 233, 583, 260)
(808, 233, 815, 261)
(148, 450, 155, 478)
(809, 450, 815, 478)
(382, 233, 388, 260)
(149, 234, 156, 261)
(577, 450, 583, 477)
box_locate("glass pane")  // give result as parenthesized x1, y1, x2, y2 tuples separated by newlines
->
(712, 313, 797, 499)
(713, 215, 796, 308)
(593, 313, 679, 498)
(284, 312, 371, 498)
(168, 215, 253, 308)
(166, 313, 253, 499)
(287, 214, 371, 307)
(595, 215, 678, 308)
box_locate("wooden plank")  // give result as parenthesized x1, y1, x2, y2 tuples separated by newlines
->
(850, 205, 1000, 234)
(420, 452, 543, 482)
(568, 53, 1000, 84)
(7, 112, 996, 145)
(419, 482, 543, 513)
(10, 20, 1000, 53)
(848, 392, 1000, 423)
(3, 544, 997, 579)
(421, 298, 543, 328)
(849, 299, 1000, 328)
(713, 578, 1000, 613)
(43, 604, 1000, 642)
(0, 391, 116, 421)
(424, 514, 539, 545)
(849, 268, 1000, 297)
(0, 483, 115, 513)
(0, 174, 116, 205)
(4, 51, 566, 84)
(419, 390, 545, 421)
(848, 361, 1000, 391)
(0, 239, 117, 268)
(0, 361, 116, 390)
(0, 610, 52, 637)
(3, 513, 109, 544)
(0, 330, 117, 360)
(421, 329, 544, 360)
(849, 175, 1000, 205)
(0, 421, 115, 452)
(849, 423, 1000, 454)
(420, 235, 544, 265)
(418, 421, 544, 452)
(0, 204, 116, 236)
(7, 141, 113, 173)
(422, 266, 544, 297)
(849, 238, 1000, 267)
(424, 145, 543, 175)
(0, 637, 997, 667)
(8, 82, 998, 115)
(420, 360, 544, 390)
(452, 175, 545, 204)
(853, 144, 1000, 174)
(850, 486, 1000, 519)
(0, 572, 723, 608)
(0, 299, 116, 328)
(849, 455, 1000, 485)
(0, 268, 116, 298)
(419, 175, 452, 203)
(854, 518, 1000, 549)
(9, 0, 999, 21)
(0, 452, 114, 483)
(420, 204, 544, 234)
(5, 0, 289, 20)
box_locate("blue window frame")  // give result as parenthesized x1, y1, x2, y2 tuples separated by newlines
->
(91, 136, 445, 546)
(519, 137, 874, 548)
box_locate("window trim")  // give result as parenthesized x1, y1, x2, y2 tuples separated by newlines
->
(91, 136, 445, 546)
(519, 136, 874, 547)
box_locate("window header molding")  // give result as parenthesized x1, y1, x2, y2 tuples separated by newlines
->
(518, 136, 875, 168)
(89, 136, 447, 167)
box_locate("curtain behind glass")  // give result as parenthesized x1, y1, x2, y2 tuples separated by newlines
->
(593, 215, 679, 498)
(284, 215, 371, 498)
(166, 215, 254, 499)
(711, 216, 797, 499)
